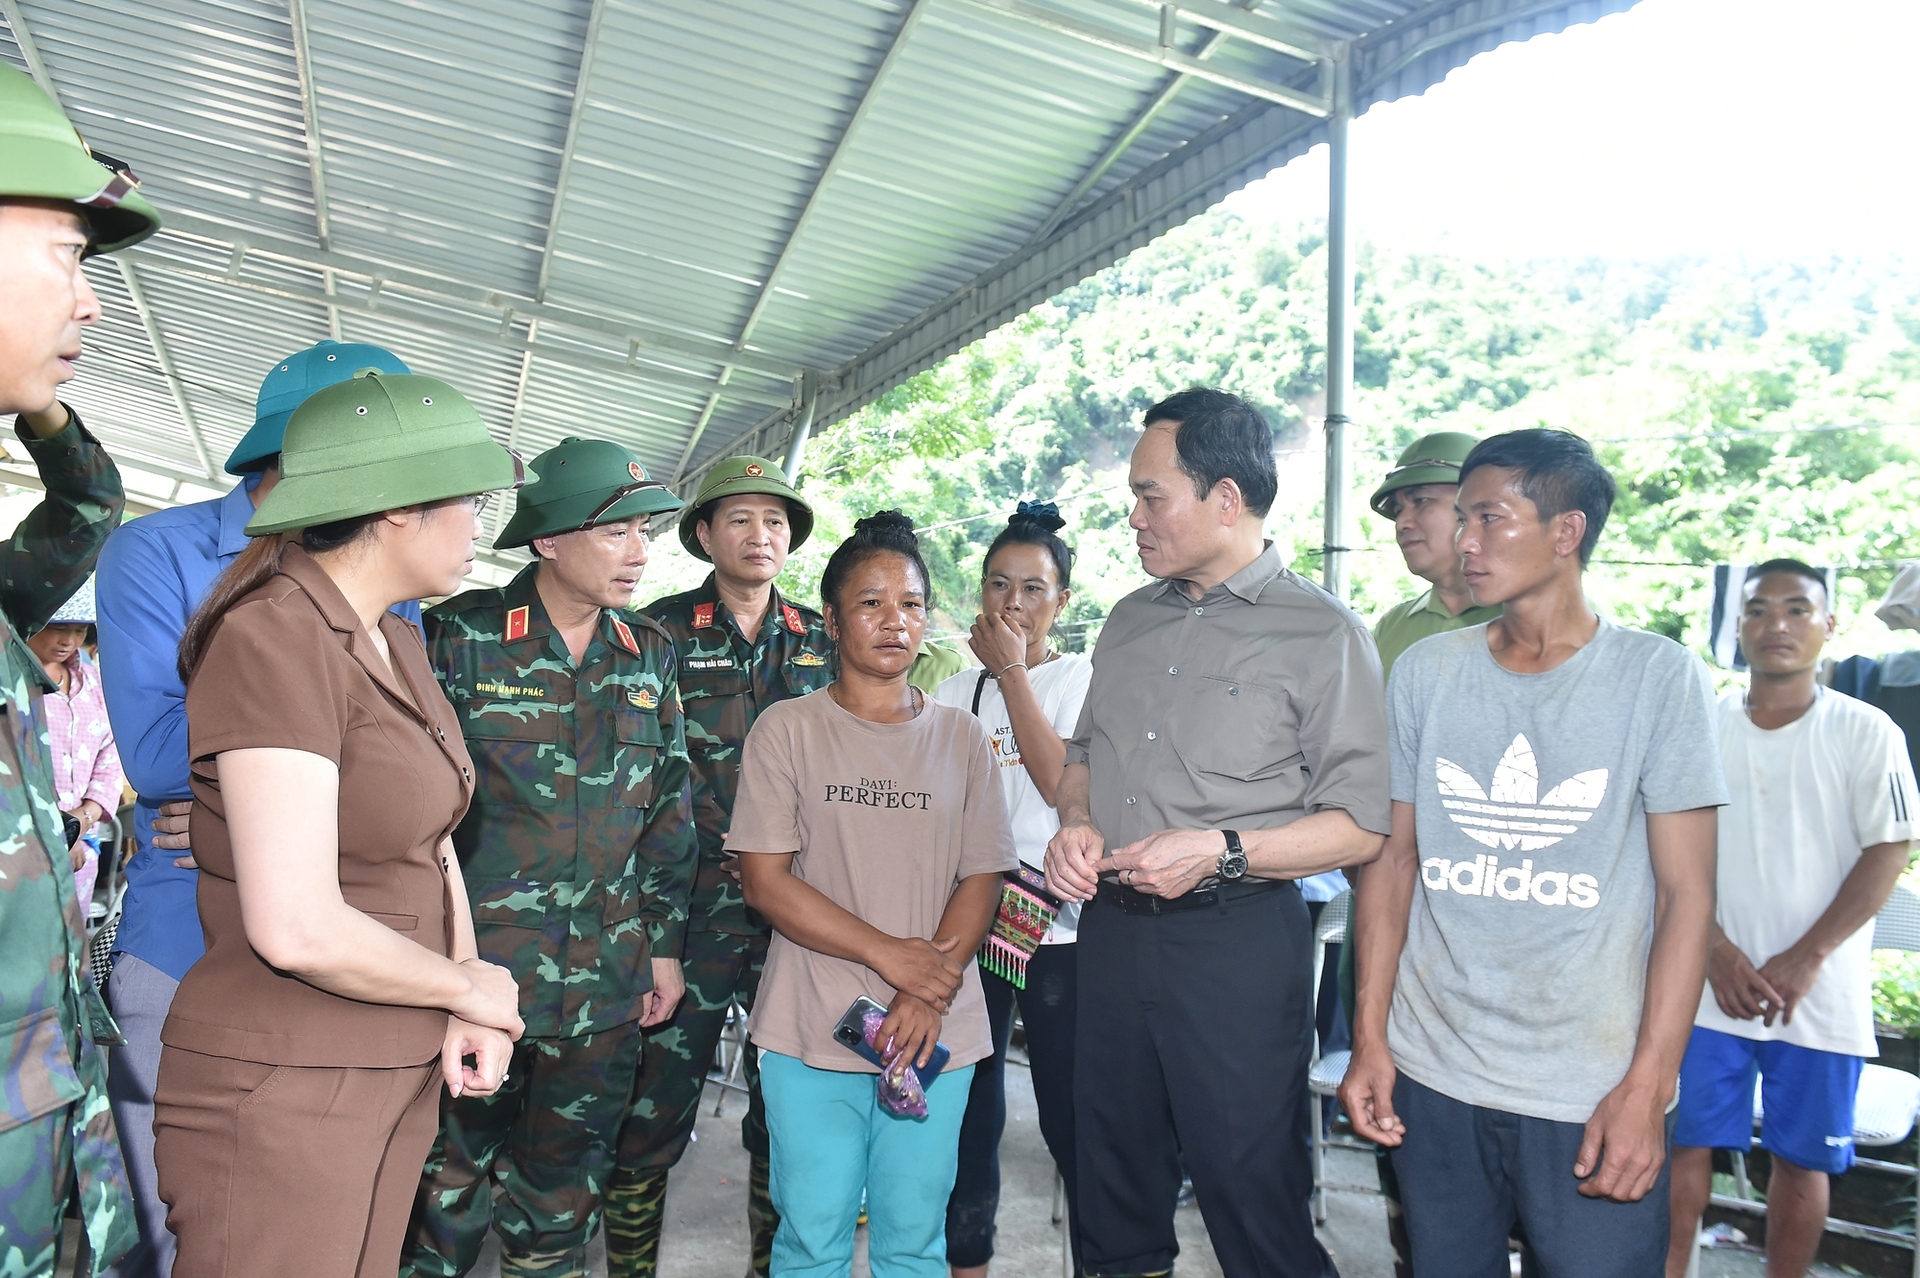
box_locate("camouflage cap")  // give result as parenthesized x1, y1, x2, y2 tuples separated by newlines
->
(247, 370, 521, 535)
(678, 455, 814, 561)
(496, 436, 684, 550)
(1369, 431, 1480, 519)
(0, 63, 160, 254)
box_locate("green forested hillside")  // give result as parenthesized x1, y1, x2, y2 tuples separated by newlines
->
(646, 205, 1920, 662)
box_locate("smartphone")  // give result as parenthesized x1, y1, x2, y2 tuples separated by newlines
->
(833, 995, 950, 1087)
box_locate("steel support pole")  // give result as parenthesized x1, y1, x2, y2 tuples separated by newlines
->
(1321, 48, 1353, 599)
(783, 371, 822, 485)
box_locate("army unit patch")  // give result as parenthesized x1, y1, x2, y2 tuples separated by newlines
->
(790, 651, 826, 667)
(504, 605, 531, 642)
(629, 686, 659, 710)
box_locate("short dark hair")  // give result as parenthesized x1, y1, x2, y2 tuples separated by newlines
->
(819, 510, 932, 613)
(1142, 387, 1278, 518)
(984, 501, 1073, 591)
(1747, 558, 1829, 606)
(1458, 429, 1616, 566)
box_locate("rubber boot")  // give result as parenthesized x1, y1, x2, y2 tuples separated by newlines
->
(603, 1165, 671, 1278)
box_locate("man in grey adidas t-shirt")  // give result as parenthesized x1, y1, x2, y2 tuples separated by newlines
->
(1341, 429, 1724, 1277)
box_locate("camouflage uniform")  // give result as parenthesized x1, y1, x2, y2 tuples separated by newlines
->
(400, 564, 696, 1278)
(605, 574, 832, 1278)
(0, 411, 136, 1277)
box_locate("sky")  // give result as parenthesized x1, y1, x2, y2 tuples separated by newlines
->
(1227, 0, 1920, 261)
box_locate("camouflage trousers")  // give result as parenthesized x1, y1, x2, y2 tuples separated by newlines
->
(399, 1020, 642, 1278)
(605, 930, 772, 1278)
(0, 1109, 71, 1278)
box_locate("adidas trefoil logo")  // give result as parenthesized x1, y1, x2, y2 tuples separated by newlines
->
(1436, 734, 1607, 852)
(1425, 734, 1609, 909)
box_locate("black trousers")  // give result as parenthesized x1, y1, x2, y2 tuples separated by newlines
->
(1074, 882, 1334, 1278)
(946, 943, 1081, 1271)
(1390, 1076, 1672, 1278)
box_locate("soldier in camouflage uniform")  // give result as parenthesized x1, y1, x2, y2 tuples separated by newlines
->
(400, 438, 698, 1278)
(0, 62, 157, 1277)
(606, 457, 833, 1278)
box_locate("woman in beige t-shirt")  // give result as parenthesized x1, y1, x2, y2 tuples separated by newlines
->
(735, 511, 1015, 1277)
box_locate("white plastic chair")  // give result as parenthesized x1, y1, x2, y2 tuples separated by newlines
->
(1307, 890, 1352, 1224)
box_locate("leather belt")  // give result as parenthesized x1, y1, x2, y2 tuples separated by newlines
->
(1095, 876, 1288, 916)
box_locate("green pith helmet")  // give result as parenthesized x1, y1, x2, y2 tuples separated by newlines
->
(1369, 431, 1481, 519)
(247, 371, 520, 535)
(495, 436, 684, 551)
(0, 63, 161, 254)
(678, 455, 814, 561)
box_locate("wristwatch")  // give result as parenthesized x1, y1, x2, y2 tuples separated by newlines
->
(1216, 830, 1248, 881)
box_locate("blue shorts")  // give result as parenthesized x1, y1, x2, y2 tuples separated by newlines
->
(1673, 1026, 1863, 1174)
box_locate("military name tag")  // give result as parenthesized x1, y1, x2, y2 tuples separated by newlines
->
(685, 657, 737, 671)
(476, 680, 546, 699)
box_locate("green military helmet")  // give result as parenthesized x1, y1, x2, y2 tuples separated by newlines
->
(248, 370, 521, 535)
(0, 63, 161, 254)
(496, 436, 684, 550)
(1369, 430, 1480, 519)
(678, 455, 814, 561)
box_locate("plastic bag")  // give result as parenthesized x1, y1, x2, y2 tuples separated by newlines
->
(860, 1007, 929, 1118)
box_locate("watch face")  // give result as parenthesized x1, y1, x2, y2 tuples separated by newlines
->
(1221, 852, 1248, 879)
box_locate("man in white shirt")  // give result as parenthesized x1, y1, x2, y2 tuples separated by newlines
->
(1666, 560, 1918, 1278)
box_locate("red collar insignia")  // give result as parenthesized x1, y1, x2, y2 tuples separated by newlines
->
(610, 616, 643, 657)
(692, 601, 717, 630)
(781, 603, 805, 635)
(504, 605, 530, 643)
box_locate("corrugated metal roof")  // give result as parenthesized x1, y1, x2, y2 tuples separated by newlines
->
(3, 0, 1636, 542)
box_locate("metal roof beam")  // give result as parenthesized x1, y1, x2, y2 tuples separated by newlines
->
(153, 209, 804, 384)
(821, 0, 1627, 435)
(1030, 0, 1272, 245)
(1111, 0, 1329, 62)
(732, 0, 931, 354)
(116, 261, 218, 479)
(499, 0, 610, 504)
(285, 0, 341, 340)
(954, 0, 1330, 116)
(681, 0, 929, 484)
(533, 0, 607, 305)
(124, 248, 800, 409)
(1, 2, 220, 480)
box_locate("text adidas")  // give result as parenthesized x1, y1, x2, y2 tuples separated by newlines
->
(1420, 854, 1600, 908)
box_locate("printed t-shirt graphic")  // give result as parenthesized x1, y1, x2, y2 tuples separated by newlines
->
(1426, 734, 1608, 908)
(724, 690, 1017, 1072)
(1386, 620, 1727, 1124)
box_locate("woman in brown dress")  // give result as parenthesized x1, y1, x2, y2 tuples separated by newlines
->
(154, 370, 527, 1277)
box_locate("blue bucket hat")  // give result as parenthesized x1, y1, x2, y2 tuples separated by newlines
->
(226, 339, 411, 475)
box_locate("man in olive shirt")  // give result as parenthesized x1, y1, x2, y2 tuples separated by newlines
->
(1046, 387, 1391, 1278)
(1370, 432, 1501, 677)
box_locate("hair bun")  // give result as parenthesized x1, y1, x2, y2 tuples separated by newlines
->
(1011, 499, 1066, 533)
(853, 509, 917, 538)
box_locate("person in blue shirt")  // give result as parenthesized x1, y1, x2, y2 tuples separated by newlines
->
(93, 339, 417, 1278)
